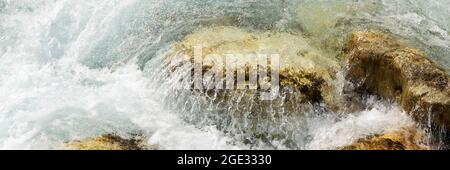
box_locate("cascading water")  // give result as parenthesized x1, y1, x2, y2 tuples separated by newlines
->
(0, 0, 448, 149)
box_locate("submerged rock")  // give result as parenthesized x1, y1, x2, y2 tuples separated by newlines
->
(341, 127, 427, 150)
(344, 31, 450, 148)
(294, 0, 382, 55)
(66, 134, 157, 150)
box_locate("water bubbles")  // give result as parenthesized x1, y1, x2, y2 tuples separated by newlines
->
(0, 0, 446, 149)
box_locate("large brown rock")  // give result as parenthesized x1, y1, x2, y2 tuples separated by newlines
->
(165, 26, 342, 110)
(344, 31, 450, 148)
(162, 26, 344, 146)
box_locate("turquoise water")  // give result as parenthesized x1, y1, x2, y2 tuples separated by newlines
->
(0, 0, 448, 149)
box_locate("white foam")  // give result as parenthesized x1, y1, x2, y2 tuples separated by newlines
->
(307, 102, 416, 149)
(0, 0, 445, 150)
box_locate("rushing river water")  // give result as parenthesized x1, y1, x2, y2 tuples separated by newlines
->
(0, 0, 449, 149)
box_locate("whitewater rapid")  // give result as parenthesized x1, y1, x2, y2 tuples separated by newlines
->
(0, 0, 448, 149)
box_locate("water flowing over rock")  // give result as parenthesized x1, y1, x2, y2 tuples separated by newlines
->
(161, 26, 345, 148)
(344, 31, 450, 148)
(165, 26, 342, 110)
(3, 0, 450, 150)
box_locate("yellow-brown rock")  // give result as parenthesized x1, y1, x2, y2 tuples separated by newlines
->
(165, 26, 342, 110)
(341, 128, 428, 150)
(344, 31, 450, 148)
(66, 134, 156, 150)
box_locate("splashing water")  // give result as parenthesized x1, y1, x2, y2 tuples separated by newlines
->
(0, 0, 448, 149)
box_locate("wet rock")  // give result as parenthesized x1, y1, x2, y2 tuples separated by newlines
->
(165, 26, 342, 110)
(344, 31, 450, 148)
(66, 134, 157, 150)
(341, 127, 428, 150)
(162, 26, 346, 147)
